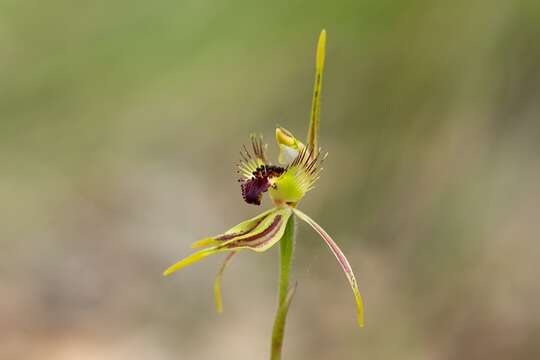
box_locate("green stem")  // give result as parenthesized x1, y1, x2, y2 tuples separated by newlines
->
(270, 216, 296, 360)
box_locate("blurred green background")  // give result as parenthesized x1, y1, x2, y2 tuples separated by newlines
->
(2, 0, 540, 359)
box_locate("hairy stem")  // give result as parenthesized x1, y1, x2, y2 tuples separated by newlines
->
(270, 216, 296, 360)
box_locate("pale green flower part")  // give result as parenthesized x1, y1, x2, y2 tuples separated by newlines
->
(163, 29, 365, 328)
(276, 127, 305, 165)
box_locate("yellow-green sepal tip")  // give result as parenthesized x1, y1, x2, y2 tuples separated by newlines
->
(292, 208, 365, 328)
(163, 247, 222, 276)
(316, 29, 326, 70)
(307, 29, 327, 155)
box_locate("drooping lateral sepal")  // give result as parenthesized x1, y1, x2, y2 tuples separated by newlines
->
(292, 208, 364, 327)
(163, 207, 293, 276)
(191, 208, 275, 248)
(220, 206, 292, 252)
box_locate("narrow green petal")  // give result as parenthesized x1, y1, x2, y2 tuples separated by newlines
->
(163, 246, 225, 276)
(293, 208, 364, 327)
(306, 29, 326, 156)
(213, 251, 236, 313)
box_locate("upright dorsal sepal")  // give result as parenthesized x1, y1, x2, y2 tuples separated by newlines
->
(307, 29, 327, 156)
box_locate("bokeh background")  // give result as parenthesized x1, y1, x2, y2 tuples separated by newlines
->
(2, 0, 540, 359)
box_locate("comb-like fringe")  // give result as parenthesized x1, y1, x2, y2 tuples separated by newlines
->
(237, 134, 268, 179)
(287, 147, 327, 191)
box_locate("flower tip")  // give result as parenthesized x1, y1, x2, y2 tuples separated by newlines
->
(214, 289, 224, 314)
(357, 313, 365, 328)
(162, 267, 174, 276)
(316, 29, 326, 69)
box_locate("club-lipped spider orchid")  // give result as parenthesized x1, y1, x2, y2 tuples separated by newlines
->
(163, 30, 364, 354)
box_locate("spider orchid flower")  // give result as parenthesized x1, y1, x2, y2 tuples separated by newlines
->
(164, 132, 364, 327)
(163, 30, 364, 328)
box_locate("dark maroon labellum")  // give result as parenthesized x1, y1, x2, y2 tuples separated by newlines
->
(240, 164, 285, 205)
(241, 176, 270, 205)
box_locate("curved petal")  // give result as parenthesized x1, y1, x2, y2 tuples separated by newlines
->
(163, 207, 292, 276)
(292, 208, 364, 327)
(223, 207, 292, 252)
(191, 208, 276, 248)
(213, 251, 236, 313)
